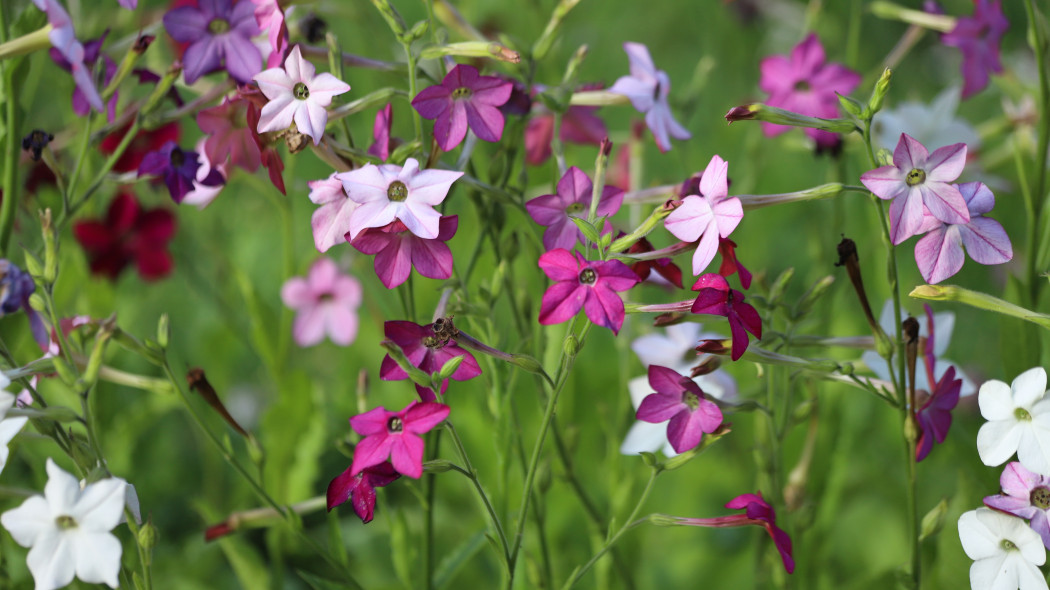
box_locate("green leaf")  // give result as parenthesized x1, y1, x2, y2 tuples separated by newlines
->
(570, 216, 601, 244)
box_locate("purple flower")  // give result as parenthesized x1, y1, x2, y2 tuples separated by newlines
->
(984, 462, 1050, 549)
(525, 166, 624, 251)
(50, 32, 117, 122)
(137, 141, 223, 203)
(609, 42, 691, 152)
(307, 173, 358, 253)
(280, 258, 362, 347)
(350, 216, 458, 289)
(379, 320, 482, 401)
(254, 45, 351, 145)
(914, 181, 1012, 284)
(942, 0, 1009, 99)
(690, 273, 761, 361)
(635, 365, 723, 454)
(915, 305, 962, 461)
(0, 260, 47, 349)
(664, 155, 743, 276)
(33, 0, 104, 113)
(759, 33, 860, 147)
(163, 0, 262, 84)
(326, 461, 399, 523)
(411, 64, 513, 152)
(860, 133, 969, 244)
(537, 249, 639, 334)
(349, 401, 450, 479)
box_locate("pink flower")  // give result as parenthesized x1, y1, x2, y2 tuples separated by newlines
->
(537, 249, 639, 334)
(690, 273, 761, 361)
(253, 45, 350, 145)
(350, 216, 458, 289)
(984, 462, 1050, 549)
(672, 492, 795, 574)
(326, 461, 400, 523)
(635, 365, 722, 453)
(379, 320, 482, 401)
(197, 96, 262, 172)
(280, 258, 362, 347)
(349, 401, 451, 479)
(525, 166, 624, 251)
(412, 64, 513, 151)
(250, 0, 288, 68)
(664, 155, 743, 276)
(609, 42, 691, 152)
(367, 104, 393, 161)
(307, 173, 358, 253)
(759, 34, 860, 147)
(942, 0, 1008, 99)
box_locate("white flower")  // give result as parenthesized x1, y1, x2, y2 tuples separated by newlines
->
(977, 367, 1050, 475)
(872, 87, 980, 153)
(959, 508, 1048, 590)
(253, 44, 350, 145)
(0, 373, 26, 475)
(1, 459, 127, 590)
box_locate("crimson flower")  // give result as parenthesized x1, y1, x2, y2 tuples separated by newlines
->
(690, 273, 761, 361)
(349, 401, 450, 479)
(350, 216, 458, 289)
(537, 249, 639, 334)
(73, 193, 176, 281)
(636, 365, 723, 453)
(524, 86, 607, 165)
(718, 238, 752, 290)
(411, 64, 512, 151)
(326, 461, 399, 523)
(380, 320, 482, 401)
(627, 237, 683, 289)
(99, 122, 181, 173)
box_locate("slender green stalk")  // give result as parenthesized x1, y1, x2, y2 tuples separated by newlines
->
(445, 421, 511, 565)
(0, 1, 18, 256)
(1024, 0, 1050, 304)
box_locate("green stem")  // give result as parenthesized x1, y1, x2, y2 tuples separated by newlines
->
(404, 44, 423, 143)
(0, 1, 18, 257)
(446, 421, 511, 565)
(1024, 0, 1050, 303)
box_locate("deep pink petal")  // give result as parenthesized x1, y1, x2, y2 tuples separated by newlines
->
(538, 282, 585, 325)
(389, 434, 425, 478)
(636, 393, 684, 423)
(404, 402, 451, 434)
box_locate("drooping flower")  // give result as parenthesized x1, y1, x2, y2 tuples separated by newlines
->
(241, 85, 286, 194)
(525, 166, 624, 251)
(717, 238, 752, 289)
(326, 461, 400, 523)
(137, 141, 223, 203)
(306, 173, 356, 252)
(664, 155, 743, 276)
(758, 33, 861, 147)
(524, 86, 608, 165)
(379, 320, 482, 401)
(411, 64, 513, 152)
(942, 0, 1009, 99)
(635, 365, 723, 453)
(367, 103, 393, 162)
(350, 215, 458, 289)
(197, 96, 262, 172)
(254, 44, 350, 144)
(163, 0, 262, 84)
(609, 42, 691, 152)
(984, 462, 1050, 550)
(690, 273, 761, 361)
(626, 237, 684, 289)
(914, 181, 1012, 284)
(33, 0, 104, 113)
(349, 401, 450, 479)
(958, 508, 1047, 590)
(537, 248, 639, 334)
(1, 458, 127, 590)
(338, 157, 463, 241)
(0, 261, 47, 348)
(280, 258, 361, 347)
(977, 367, 1050, 475)
(73, 192, 176, 281)
(50, 31, 117, 121)
(913, 305, 962, 461)
(250, 0, 288, 68)
(860, 133, 969, 244)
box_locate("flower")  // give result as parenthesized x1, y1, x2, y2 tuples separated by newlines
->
(914, 181, 1012, 284)
(137, 140, 223, 203)
(872, 86, 980, 152)
(958, 508, 1047, 590)
(609, 42, 690, 152)
(525, 166, 624, 251)
(367, 103, 393, 161)
(250, 0, 288, 68)
(0, 373, 27, 475)
(163, 0, 262, 84)
(524, 89, 607, 164)
(537, 248, 639, 334)
(326, 461, 400, 523)
(379, 320, 482, 401)
(690, 273, 761, 361)
(626, 237, 684, 289)
(664, 155, 743, 276)
(33, 0, 104, 113)
(180, 138, 229, 209)
(197, 96, 262, 172)
(860, 133, 969, 244)
(350, 215, 458, 289)
(306, 173, 357, 252)
(73, 192, 177, 281)
(635, 365, 723, 453)
(338, 157, 463, 241)
(0, 261, 46, 347)
(411, 64, 513, 152)
(985, 462, 1050, 550)
(758, 33, 860, 147)
(717, 238, 752, 289)
(254, 45, 350, 145)
(50, 31, 117, 122)
(1, 458, 127, 590)
(349, 401, 451, 479)
(911, 303, 962, 461)
(99, 121, 181, 173)
(280, 258, 362, 347)
(977, 367, 1050, 475)
(942, 0, 1009, 99)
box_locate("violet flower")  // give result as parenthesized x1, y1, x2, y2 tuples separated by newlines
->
(50, 32, 117, 121)
(307, 173, 357, 253)
(690, 273, 761, 361)
(326, 461, 399, 523)
(33, 0, 104, 113)
(914, 181, 1012, 284)
(280, 258, 362, 347)
(664, 155, 743, 276)
(525, 166, 624, 251)
(0, 260, 47, 348)
(349, 401, 450, 479)
(350, 216, 458, 289)
(984, 462, 1050, 549)
(163, 0, 262, 84)
(379, 320, 482, 401)
(635, 365, 723, 454)
(860, 133, 969, 244)
(609, 42, 691, 152)
(942, 0, 1009, 99)
(254, 45, 350, 145)
(537, 248, 639, 334)
(180, 138, 228, 210)
(137, 141, 223, 203)
(411, 64, 513, 152)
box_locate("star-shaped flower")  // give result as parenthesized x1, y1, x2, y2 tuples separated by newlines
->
(914, 181, 1012, 284)
(609, 42, 691, 152)
(254, 45, 351, 145)
(690, 273, 761, 361)
(411, 64, 513, 152)
(350, 215, 458, 289)
(137, 141, 223, 203)
(977, 367, 1050, 475)
(537, 248, 639, 334)
(379, 320, 482, 401)
(942, 0, 1009, 99)
(664, 155, 743, 276)
(163, 0, 262, 84)
(349, 401, 450, 479)
(326, 461, 400, 523)
(635, 365, 723, 454)
(959, 508, 1047, 590)
(197, 96, 262, 172)
(984, 462, 1050, 550)
(525, 166, 624, 251)
(280, 258, 362, 347)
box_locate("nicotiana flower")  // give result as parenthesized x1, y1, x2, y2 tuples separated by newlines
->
(180, 138, 229, 209)
(280, 258, 362, 347)
(367, 103, 393, 161)
(758, 33, 860, 147)
(50, 31, 117, 121)
(350, 215, 458, 289)
(307, 173, 358, 253)
(33, 0, 104, 113)
(137, 140, 223, 203)
(942, 0, 1009, 99)
(326, 461, 399, 524)
(197, 96, 262, 172)
(411, 64, 513, 152)
(690, 273, 761, 361)
(977, 367, 1050, 475)
(872, 86, 980, 152)
(664, 155, 743, 275)
(1, 459, 127, 590)
(0, 260, 47, 348)
(163, 0, 262, 84)
(338, 157, 463, 241)
(609, 42, 691, 152)
(718, 238, 752, 289)
(525, 166, 624, 251)
(635, 365, 723, 454)
(250, 0, 288, 68)
(379, 320, 482, 401)
(985, 462, 1050, 550)
(100, 121, 181, 174)
(910, 303, 961, 462)
(349, 401, 450, 479)
(537, 248, 639, 334)
(959, 508, 1047, 590)
(524, 86, 607, 165)
(625, 237, 684, 289)
(73, 192, 177, 281)
(254, 45, 351, 145)
(914, 181, 1012, 284)
(860, 133, 969, 244)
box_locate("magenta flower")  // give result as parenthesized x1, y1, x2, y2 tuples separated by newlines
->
(537, 249, 639, 334)
(379, 320, 482, 401)
(280, 258, 362, 347)
(34, 0, 104, 113)
(942, 0, 1009, 99)
(254, 45, 351, 145)
(367, 104, 393, 161)
(163, 0, 262, 84)
(635, 365, 723, 453)
(137, 141, 223, 203)
(609, 42, 691, 152)
(914, 181, 1012, 284)
(759, 33, 860, 147)
(326, 461, 399, 523)
(860, 133, 969, 244)
(197, 96, 261, 172)
(690, 273, 761, 361)
(984, 462, 1050, 549)
(664, 155, 743, 276)
(338, 157, 463, 241)
(718, 238, 752, 290)
(307, 173, 358, 253)
(412, 64, 513, 152)
(915, 304, 962, 461)
(525, 166, 624, 251)
(350, 216, 458, 289)
(349, 401, 450, 479)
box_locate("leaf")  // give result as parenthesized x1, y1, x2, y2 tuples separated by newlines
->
(434, 530, 486, 589)
(570, 216, 601, 244)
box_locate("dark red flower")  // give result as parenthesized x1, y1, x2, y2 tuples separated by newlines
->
(326, 461, 400, 523)
(99, 122, 181, 173)
(73, 193, 176, 280)
(717, 238, 751, 290)
(627, 237, 683, 288)
(690, 273, 761, 361)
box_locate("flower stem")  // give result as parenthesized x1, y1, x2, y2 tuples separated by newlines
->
(0, 1, 18, 257)
(445, 421, 512, 566)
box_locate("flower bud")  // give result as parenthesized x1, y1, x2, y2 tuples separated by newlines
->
(563, 333, 579, 356)
(648, 513, 679, 527)
(867, 68, 892, 117)
(837, 93, 864, 118)
(138, 519, 158, 551)
(423, 459, 453, 473)
(725, 104, 857, 135)
(919, 499, 948, 541)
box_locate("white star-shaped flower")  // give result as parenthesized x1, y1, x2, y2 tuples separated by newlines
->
(254, 44, 350, 145)
(959, 508, 1048, 590)
(977, 367, 1050, 475)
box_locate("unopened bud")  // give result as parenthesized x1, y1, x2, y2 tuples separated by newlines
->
(837, 93, 864, 118)
(725, 103, 856, 135)
(868, 68, 892, 117)
(138, 519, 158, 551)
(156, 314, 169, 349)
(653, 312, 687, 327)
(436, 355, 464, 382)
(563, 333, 579, 356)
(689, 356, 722, 377)
(423, 459, 453, 473)
(695, 340, 730, 356)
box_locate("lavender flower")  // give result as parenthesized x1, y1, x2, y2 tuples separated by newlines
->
(609, 42, 690, 152)
(163, 0, 262, 84)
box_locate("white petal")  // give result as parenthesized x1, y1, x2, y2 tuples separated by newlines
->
(980, 379, 1018, 420)
(1017, 424, 1050, 476)
(1014, 368, 1048, 408)
(632, 332, 687, 368)
(959, 509, 1000, 560)
(72, 477, 126, 531)
(977, 420, 1022, 467)
(26, 529, 76, 590)
(627, 376, 651, 409)
(1, 496, 53, 547)
(43, 459, 80, 516)
(620, 421, 674, 456)
(71, 530, 123, 587)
